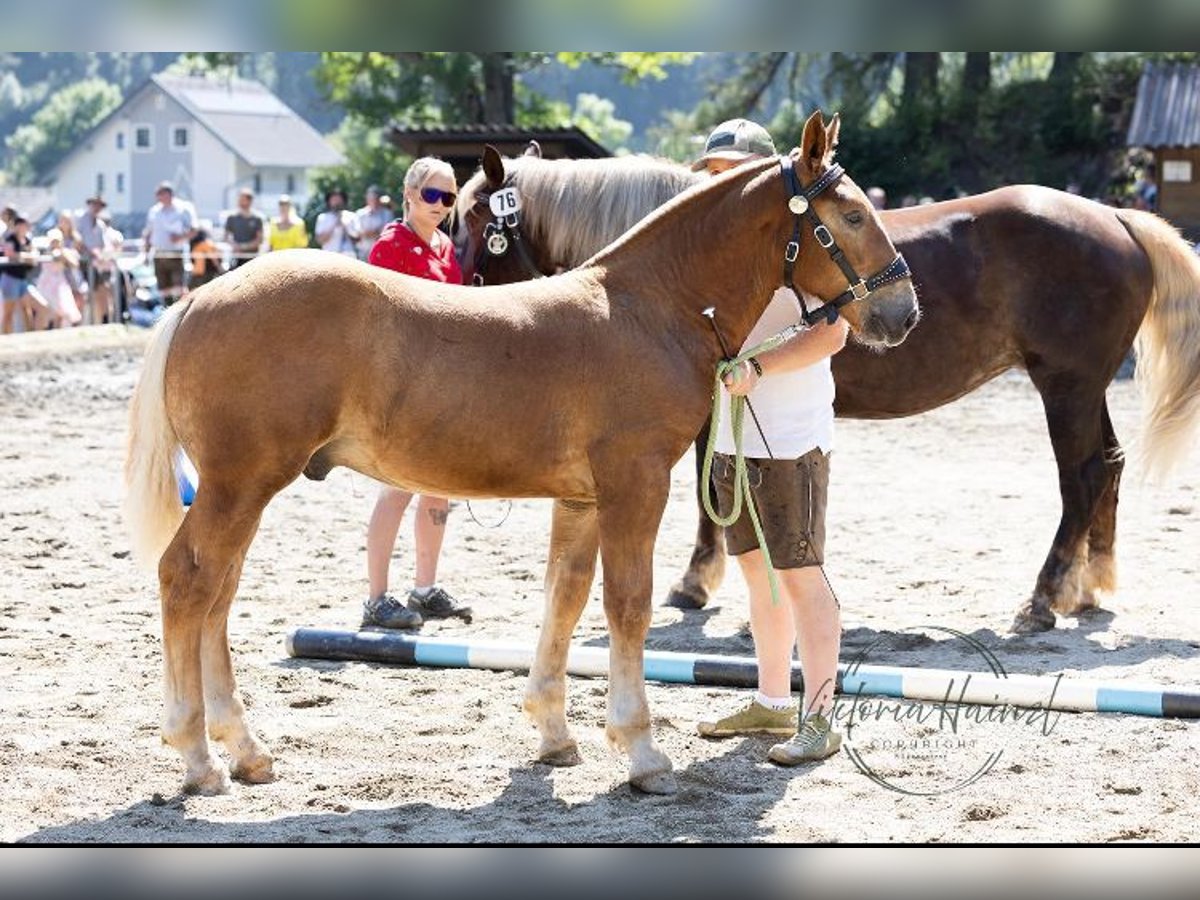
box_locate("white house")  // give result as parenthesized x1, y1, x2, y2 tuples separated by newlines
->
(46, 73, 343, 229)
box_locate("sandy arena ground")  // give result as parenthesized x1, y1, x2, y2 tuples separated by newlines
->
(2, 325, 1199, 843)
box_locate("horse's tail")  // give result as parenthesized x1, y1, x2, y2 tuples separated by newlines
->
(124, 300, 191, 572)
(1118, 208, 1200, 481)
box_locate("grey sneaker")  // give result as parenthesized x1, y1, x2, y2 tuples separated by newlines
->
(697, 700, 796, 738)
(767, 713, 843, 766)
(408, 586, 473, 623)
(362, 593, 423, 630)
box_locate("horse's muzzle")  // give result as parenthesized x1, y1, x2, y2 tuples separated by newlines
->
(856, 283, 920, 348)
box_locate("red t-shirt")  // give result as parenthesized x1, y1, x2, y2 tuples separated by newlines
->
(368, 220, 463, 285)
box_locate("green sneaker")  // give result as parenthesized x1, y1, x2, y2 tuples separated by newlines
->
(767, 713, 842, 765)
(697, 700, 796, 738)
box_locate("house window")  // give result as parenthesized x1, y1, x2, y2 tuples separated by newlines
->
(253, 173, 262, 194)
(171, 125, 189, 150)
(116, 131, 125, 150)
(116, 173, 125, 194)
(286, 173, 295, 193)
(134, 125, 153, 152)
(96, 173, 105, 195)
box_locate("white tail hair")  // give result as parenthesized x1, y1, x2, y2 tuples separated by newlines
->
(124, 300, 190, 571)
(1119, 209, 1200, 482)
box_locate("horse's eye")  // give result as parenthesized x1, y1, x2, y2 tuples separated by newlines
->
(845, 210, 864, 226)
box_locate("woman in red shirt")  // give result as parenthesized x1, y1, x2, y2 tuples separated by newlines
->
(360, 157, 474, 630)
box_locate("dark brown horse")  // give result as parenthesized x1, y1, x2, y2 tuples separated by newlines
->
(457, 145, 1200, 634)
(125, 112, 917, 796)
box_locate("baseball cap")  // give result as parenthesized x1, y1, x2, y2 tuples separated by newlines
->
(692, 118, 778, 171)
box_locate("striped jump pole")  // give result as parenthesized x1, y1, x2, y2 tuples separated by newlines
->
(285, 627, 1200, 720)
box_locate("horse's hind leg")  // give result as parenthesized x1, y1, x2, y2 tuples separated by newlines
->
(595, 460, 676, 794)
(203, 554, 275, 784)
(525, 498, 599, 767)
(1012, 376, 1109, 633)
(665, 426, 726, 609)
(1080, 402, 1124, 609)
(159, 480, 270, 794)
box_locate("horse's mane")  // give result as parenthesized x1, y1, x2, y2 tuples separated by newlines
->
(459, 155, 704, 268)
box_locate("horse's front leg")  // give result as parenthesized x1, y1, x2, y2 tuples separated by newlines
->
(525, 498, 599, 767)
(596, 458, 676, 794)
(666, 424, 727, 609)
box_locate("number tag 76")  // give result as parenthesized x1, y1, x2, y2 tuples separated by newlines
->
(489, 187, 522, 218)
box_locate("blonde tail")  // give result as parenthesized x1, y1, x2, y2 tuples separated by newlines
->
(124, 301, 190, 571)
(1117, 209, 1200, 482)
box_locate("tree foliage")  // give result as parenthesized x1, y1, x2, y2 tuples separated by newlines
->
(5, 78, 121, 183)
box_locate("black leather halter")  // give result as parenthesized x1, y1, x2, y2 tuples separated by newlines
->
(469, 192, 544, 287)
(779, 156, 911, 326)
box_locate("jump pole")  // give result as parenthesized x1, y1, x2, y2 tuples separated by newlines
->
(285, 627, 1200, 720)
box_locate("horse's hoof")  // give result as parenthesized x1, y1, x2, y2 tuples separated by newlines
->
(630, 769, 678, 795)
(231, 753, 276, 785)
(538, 742, 582, 767)
(1010, 605, 1055, 634)
(664, 582, 708, 610)
(182, 765, 232, 796)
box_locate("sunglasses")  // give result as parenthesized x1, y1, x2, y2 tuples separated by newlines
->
(419, 186, 457, 208)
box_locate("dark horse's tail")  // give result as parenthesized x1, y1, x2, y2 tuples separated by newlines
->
(1117, 209, 1200, 482)
(124, 299, 192, 571)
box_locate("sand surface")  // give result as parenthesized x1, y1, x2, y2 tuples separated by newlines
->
(2, 325, 1199, 843)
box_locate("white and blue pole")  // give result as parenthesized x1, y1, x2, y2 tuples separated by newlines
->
(285, 627, 1200, 719)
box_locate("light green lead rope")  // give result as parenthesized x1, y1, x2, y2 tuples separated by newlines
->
(700, 323, 808, 606)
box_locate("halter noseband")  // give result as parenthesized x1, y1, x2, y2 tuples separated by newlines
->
(469, 189, 545, 287)
(779, 156, 911, 326)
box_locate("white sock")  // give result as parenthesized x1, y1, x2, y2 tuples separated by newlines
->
(755, 692, 793, 711)
(411, 584, 436, 598)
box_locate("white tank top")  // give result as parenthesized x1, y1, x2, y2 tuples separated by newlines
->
(714, 287, 835, 459)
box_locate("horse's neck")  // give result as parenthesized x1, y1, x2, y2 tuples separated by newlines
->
(590, 164, 783, 350)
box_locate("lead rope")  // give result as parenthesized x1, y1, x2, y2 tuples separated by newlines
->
(700, 322, 810, 606)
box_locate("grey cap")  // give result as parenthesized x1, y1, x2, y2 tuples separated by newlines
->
(692, 118, 777, 171)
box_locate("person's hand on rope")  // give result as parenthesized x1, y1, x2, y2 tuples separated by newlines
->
(721, 357, 762, 396)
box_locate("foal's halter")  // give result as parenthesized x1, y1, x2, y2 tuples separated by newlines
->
(779, 156, 911, 326)
(468, 188, 545, 287)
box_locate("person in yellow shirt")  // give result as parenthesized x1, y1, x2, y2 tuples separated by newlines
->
(268, 195, 309, 251)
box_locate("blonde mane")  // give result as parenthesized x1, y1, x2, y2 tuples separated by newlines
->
(459, 154, 704, 268)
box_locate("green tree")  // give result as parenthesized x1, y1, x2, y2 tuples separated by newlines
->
(5, 77, 121, 183)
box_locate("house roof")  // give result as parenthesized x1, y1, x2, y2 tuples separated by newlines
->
(1127, 63, 1200, 148)
(152, 74, 344, 168)
(46, 73, 343, 181)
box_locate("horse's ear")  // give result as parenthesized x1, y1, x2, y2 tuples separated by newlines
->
(799, 110, 829, 175)
(524, 140, 542, 158)
(826, 113, 841, 154)
(482, 145, 505, 189)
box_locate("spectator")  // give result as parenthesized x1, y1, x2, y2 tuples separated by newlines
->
(224, 188, 264, 269)
(36, 227, 82, 329)
(76, 195, 114, 324)
(55, 211, 87, 317)
(314, 188, 359, 257)
(142, 181, 196, 304)
(1133, 162, 1159, 212)
(866, 186, 887, 210)
(358, 157, 473, 630)
(187, 228, 223, 289)
(354, 184, 394, 260)
(267, 195, 309, 251)
(2, 216, 49, 333)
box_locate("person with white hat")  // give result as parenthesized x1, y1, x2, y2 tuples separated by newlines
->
(691, 118, 849, 768)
